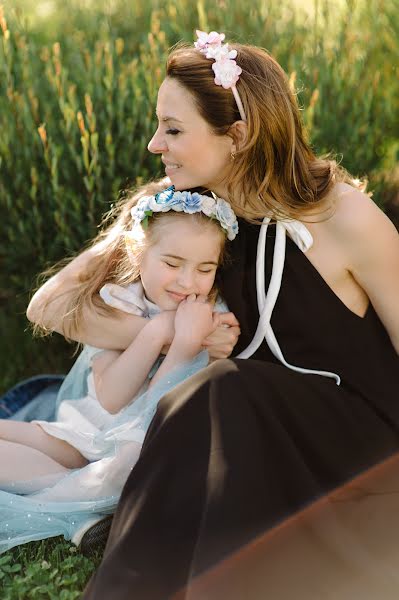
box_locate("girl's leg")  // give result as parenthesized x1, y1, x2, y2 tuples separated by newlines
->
(0, 439, 69, 487)
(0, 419, 88, 469)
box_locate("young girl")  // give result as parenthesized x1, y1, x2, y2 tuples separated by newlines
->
(0, 186, 238, 552)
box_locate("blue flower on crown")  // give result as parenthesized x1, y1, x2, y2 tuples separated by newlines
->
(180, 191, 203, 213)
(149, 185, 183, 212)
(155, 185, 175, 203)
(229, 219, 239, 240)
(129, 186, 239, 240)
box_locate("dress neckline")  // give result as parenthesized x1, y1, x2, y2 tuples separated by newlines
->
(285, 236, 371, 322)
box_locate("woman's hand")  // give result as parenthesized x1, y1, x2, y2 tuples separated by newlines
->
(202, 311, 240, 359)
(174, 294, 219, 352)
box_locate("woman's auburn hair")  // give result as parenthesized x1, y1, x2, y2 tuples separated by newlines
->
(166, 42, 358, 221)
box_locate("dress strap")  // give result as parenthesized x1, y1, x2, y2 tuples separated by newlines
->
(237, 218, 341, 385)
(282, 219, 313, 252)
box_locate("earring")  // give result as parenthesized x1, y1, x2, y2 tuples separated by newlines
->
(230, 150, 236, 161)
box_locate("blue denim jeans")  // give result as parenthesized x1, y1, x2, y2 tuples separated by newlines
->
(0, 375, 65, 421)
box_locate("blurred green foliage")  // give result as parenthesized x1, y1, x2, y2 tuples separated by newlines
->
(0, 0, 398, 390)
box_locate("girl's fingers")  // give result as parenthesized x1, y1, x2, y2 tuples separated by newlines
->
(212, 313, 221, 328)
(186, 293, 197, 303)
(196, 294, 207, 303)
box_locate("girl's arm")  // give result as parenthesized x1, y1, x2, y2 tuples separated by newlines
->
(91, 311, 175, 414)
(150, 295, 219, 389)
(27, 245, 240, 354)
(27, 246, 148, 350)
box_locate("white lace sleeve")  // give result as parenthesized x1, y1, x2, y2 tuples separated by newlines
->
(99, 282, 147, 316)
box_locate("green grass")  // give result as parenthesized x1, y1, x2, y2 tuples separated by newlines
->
(0, 537, 101, 599)
(0, 301, 74, 396)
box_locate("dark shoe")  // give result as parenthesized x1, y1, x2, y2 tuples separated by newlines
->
(79, 515, 113, 557)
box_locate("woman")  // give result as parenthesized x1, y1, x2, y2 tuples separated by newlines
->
(27, 31, 399, 599)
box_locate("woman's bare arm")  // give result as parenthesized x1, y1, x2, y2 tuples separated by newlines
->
(26, 246, 148, 350)
(333, 188, 399, 353)
(27, 244, 241, 354)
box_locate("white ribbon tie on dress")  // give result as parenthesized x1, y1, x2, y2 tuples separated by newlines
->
(236, 217, 341, 385)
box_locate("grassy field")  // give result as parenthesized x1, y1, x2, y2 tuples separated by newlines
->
(0, 0, 398, 596)
(0, 537, 101, 599)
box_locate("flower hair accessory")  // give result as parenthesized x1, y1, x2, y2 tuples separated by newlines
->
(194, 30, 247, 122)
(130, 185, 239, 241)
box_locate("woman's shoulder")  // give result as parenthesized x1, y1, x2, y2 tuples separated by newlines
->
(303, 181, 399, 279)
(316, 182, 399, 292)
(318, 182, 396, 242)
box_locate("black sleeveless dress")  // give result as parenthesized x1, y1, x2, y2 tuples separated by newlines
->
(83, 219, 399, 600)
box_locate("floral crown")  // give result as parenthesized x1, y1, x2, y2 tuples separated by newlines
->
(129, 186, 239, 241)
(194, 30, 247, 122)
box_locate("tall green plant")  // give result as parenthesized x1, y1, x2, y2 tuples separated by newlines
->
(0, 0, 398, 388)
(0, 5, 170, 294)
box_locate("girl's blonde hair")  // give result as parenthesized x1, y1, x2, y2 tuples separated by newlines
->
(34, 181, 227, 339)
(166, 43, 361, 221)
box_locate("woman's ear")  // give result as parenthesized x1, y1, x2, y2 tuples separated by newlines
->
(228, 120, 248, 152)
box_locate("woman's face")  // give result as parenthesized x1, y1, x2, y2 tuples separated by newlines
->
(147, 78, 233, 196)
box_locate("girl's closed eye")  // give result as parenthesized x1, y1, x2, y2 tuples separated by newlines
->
(164, 261, 179, 268)
(166, 129, 180, 135)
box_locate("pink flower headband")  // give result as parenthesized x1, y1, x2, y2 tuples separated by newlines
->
(194, 30, 247, 122)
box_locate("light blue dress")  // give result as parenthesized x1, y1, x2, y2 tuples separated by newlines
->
(0, 282, 227, 553)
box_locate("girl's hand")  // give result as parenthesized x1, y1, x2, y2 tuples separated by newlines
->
(202, 312, 240, 359)
(151, 310, 176, 346)
(174, 294, 219, 351)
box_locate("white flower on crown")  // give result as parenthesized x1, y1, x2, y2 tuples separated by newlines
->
(194, 30, 225, 53)
(130, 196, 151, 222)
(212, 57, 242, 89)
(214, 198, 238, 239)
(200, 196, 217, 216)
(195, 30, 242, 91)
(205, 44, 237, 61)
(148, 192, 183, 212)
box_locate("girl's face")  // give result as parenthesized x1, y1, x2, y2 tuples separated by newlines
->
(147, 78, 233, 197)
(139, 217, 223, 310)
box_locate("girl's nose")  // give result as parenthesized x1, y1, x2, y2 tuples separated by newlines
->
(147, 127, 167, 154)
(176, 268, 194, 290)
